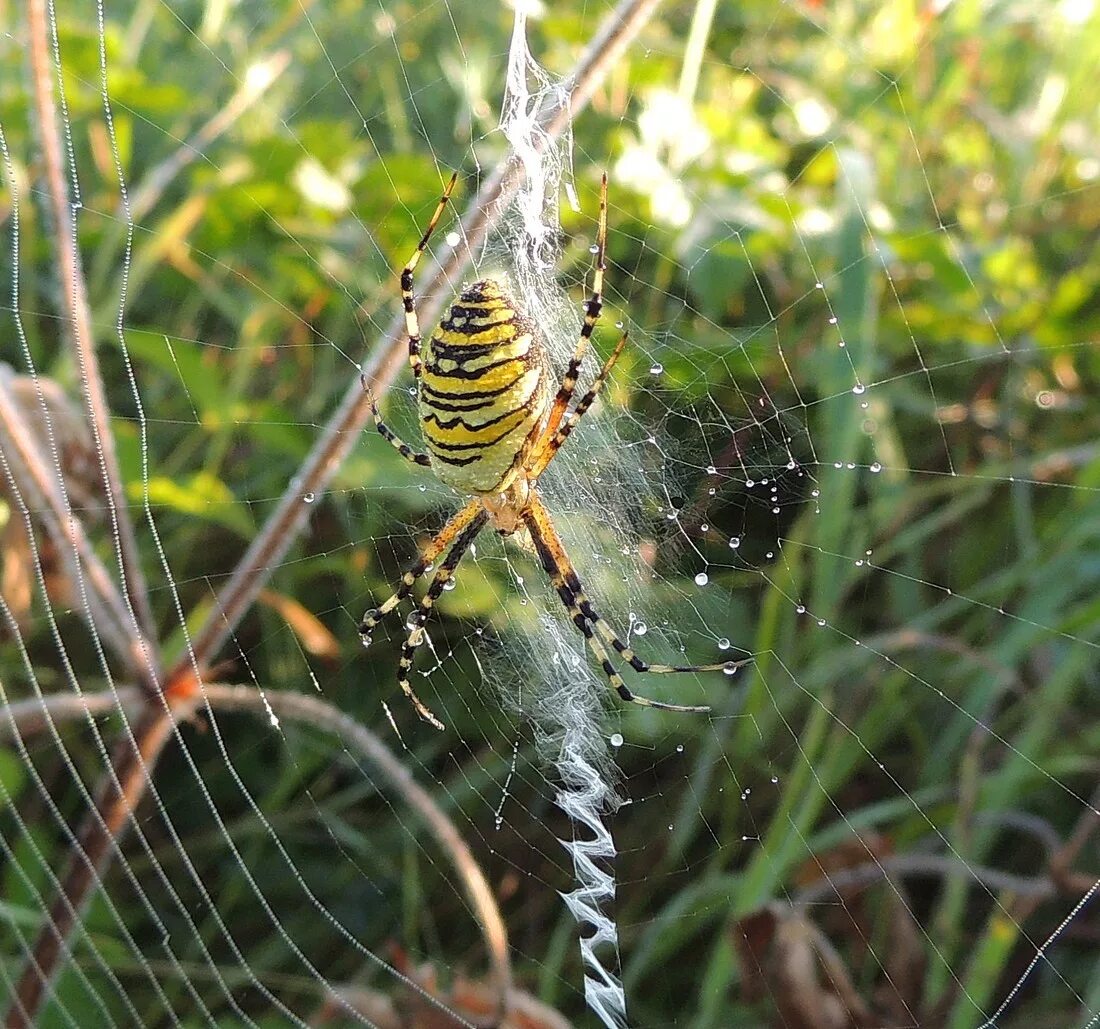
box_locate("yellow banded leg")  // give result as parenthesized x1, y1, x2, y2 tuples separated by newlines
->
(364, 384, 430, 467)
(402, 171, 459, 379)
(536, 173, 609, 450)
(359, 498, 481, 643)
(574, 580, 750, 677)
(531, 329, 627, 480)
(397, 509, 488, 730)
(522, 495, 714, 714)
(552, 525, 751, 676)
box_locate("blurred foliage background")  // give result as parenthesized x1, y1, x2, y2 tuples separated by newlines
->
(2, 0, 1099, 1025)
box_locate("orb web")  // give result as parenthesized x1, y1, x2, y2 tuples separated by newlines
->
(1, 1, 1098, 1027)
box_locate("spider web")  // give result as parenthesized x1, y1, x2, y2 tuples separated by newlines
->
(1, 1, 1099, 1027)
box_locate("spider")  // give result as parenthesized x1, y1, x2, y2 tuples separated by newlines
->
(360, 172, 746, 730)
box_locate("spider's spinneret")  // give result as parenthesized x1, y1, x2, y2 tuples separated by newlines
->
(418, 280, 549, 497)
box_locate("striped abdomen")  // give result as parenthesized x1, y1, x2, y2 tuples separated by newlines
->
(418, 280, 549, 494)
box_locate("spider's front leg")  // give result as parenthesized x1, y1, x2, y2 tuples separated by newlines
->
(361, 380, 431, 467)
(535, 173, 609, 452)
(401, 171, 458, 380)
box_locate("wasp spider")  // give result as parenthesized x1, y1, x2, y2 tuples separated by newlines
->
(361, 173, 746, 730)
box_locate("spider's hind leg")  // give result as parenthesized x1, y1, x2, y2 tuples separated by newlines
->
(359, 499, 482, 643)
(397, 508, 489, 731)
(522, 495, 744, 713)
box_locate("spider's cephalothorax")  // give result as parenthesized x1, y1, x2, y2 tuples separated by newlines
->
(362, 173, 748, 730)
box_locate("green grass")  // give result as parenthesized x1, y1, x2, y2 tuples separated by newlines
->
(1, 0, 1098, 1026)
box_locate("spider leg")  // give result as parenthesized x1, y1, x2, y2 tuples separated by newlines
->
(362, 382, 431, 467)
(397, 508, 489, 730)
(535, 173, 608, 452)
(531, 330, 627, 480)
(402, 171, 459, 381)
(523, 494, 739, 713)
(359, 498, 481, 643)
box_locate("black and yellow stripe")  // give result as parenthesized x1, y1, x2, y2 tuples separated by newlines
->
(522, 493, 747, 713)
(418, 279, 548, 494)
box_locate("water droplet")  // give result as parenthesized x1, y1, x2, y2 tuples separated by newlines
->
(706, 465, 717, 475)
(814, 281, 824, 289)
(811, 489, 820, 498)
(816, 619, 826, 627)
(723, 661, 739, 676)
(772, 506, 780, 514)
(633, 621, 648, 636)
(787, 460, 796, 470)
(700, 523, 709, 532)
(359, 634, 373, 649)
(302, 491, 315, 503)
(443, 578, 457, 591)
(852, 383, 866, 395)
(707, 487, 716, 496)
(610, 732, 624, 748)
(694, 571, 709, 586)
(728, 537, 741, 549)
(828, 316, 837, 325)
(718, 637, 730, 650)
(795, 604, 806, 614)
(869, 462, 882, 473)
(745, 478, 755, 488)
(615, 320, 624, 329)
(676, 744, 684, 753)
(649, 362, 664, 375)
(589, 243, 600, 254)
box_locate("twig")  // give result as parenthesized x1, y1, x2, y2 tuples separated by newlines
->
(207, 685, 512, 1019)
(4, 705, 180, 1029)
(0, 689, 144, 736)
(794, 852, 1064, 907)
(0, 685, 512, 1023)
(26, 0, 158, 665)
(128, 51, 293, 225)
(0, 369, 149, 672)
